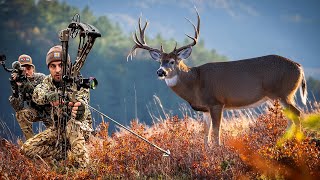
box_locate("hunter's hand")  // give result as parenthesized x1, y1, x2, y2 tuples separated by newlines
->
(11, 73, 17, 81)
(46, 91, 60, 106)
(69, 101, 85, 120)
(10, 79, 19, 98)
(10, 73, 22, 86)
(10, 73, 20, 97)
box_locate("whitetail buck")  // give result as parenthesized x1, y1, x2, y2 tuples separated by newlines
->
(128, 10, 307, 146)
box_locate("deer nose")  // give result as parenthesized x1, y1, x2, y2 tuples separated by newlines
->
(157, 68, 166, 77)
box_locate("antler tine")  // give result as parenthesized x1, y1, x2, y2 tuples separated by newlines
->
(128, 32, 141, 55)
(195, 8, 200, 35)
(128, 16, 162, 60)
(173, 9, 200, 54)
(138, 17, 149, 45)
(160, 43, 164, 52)
(186, 17, 198, 40)
(133, 30, 143, 46)
(127, 45, 136, 61)
(127, 31, 141, 61)
(135, 17, 159, 51)
(173, 42, 178, 51)
(193, 6, 200, 39)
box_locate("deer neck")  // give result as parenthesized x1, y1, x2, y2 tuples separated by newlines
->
(165, 71, 195, 87)
(165, 61, 191, 87)
(166, 64, 198, 104)
(165, 75, 179, 87)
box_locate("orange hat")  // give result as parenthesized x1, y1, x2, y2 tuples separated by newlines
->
(46, 45, 70, 67)
(18, 54, 34, 67)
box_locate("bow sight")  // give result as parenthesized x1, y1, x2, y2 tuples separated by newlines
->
(59, 13, 101, 91)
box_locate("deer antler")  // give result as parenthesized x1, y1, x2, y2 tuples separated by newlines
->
(127, 17, 162, 61)
(173, 9, 200, 54)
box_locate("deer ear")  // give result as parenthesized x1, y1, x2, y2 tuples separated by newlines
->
(177, 47, 192, 59)
(149, 50, 161, 61)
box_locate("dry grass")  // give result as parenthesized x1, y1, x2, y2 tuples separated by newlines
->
(1, 100, 320, 179)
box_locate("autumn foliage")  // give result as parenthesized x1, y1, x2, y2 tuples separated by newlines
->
(1, 100, 320, 179)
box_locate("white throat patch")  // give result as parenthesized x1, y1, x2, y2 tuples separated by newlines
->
(165, 75, 178, 87)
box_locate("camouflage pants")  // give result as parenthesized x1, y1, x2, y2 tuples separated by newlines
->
(20, 119, 89, 168)
(16, 108, 52, 140)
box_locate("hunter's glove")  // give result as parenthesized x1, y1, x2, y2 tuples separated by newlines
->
(45, 91, 60, 103)
(10, 79, 19, 98)
(71, 102, 85, 121)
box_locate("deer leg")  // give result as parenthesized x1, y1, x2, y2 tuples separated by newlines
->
(281, 99, 302, 129)
(209, 105, 224, 146)
(203, 112, 212, 148)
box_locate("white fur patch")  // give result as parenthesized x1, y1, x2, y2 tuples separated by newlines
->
(165, 75, 178, 87)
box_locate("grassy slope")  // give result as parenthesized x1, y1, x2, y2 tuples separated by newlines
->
(1, 100, 320, 179)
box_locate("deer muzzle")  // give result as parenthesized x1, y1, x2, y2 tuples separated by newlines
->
(157, 68, 167, 77)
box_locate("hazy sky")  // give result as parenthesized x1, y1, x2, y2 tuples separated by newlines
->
(60, 0, 320, 78)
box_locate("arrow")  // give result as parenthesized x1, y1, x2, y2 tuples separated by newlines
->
(83, 101, 171, 156)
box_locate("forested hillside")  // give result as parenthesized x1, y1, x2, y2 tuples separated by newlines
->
(0, 0, 319, 140)
(0, 0, 228, 139)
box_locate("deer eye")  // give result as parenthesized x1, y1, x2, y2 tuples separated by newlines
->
(170, 61, 175, 65)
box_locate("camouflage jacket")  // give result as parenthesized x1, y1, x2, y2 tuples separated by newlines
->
(32, 74, 92, 130)
(9, 72, 50, 115)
